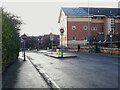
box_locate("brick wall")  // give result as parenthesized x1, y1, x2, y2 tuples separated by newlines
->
(80, 46, 120, 55)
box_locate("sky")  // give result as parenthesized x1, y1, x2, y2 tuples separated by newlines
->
(2, 0, 120, 36)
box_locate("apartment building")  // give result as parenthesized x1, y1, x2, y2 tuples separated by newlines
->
(58, 7, 120, 47)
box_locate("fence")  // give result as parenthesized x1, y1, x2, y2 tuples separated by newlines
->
(63, 45, 120, 55)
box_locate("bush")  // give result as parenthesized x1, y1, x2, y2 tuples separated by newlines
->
(2, 9, 22, 72)
(0, 14, 2, 73)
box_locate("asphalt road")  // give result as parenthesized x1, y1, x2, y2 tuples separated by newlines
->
(27, 51, 119, 88)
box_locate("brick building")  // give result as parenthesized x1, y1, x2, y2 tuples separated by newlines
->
(22, 33, 59, 50)
(58, 7, 120, 48)
(41, 33, 60, 49)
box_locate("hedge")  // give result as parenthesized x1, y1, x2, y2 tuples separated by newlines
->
(2, 9, 22, 72)
(0, 14, 2, 73)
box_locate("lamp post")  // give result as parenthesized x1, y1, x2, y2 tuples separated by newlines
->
(87, 0, 90, 53)
(50, 33, 54, 53)
(60, 28, 64, 57)
(40, 37, 43, 49)
(110, 34, 112, 55)
(21, 34, 27, 61)
(21, 39, 24, 57)
(109, 30, 113, 55)
(37, 38, 40, 51)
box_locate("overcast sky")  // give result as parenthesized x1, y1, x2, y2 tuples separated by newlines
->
(3, 0, 120, 36)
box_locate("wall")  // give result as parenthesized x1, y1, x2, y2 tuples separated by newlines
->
(59, 10, 68, 47)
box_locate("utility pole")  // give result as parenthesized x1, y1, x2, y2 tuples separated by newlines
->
(88, 0, 90, 52)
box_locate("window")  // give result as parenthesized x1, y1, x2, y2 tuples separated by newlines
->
(83, 26, 87, 30)
(101, 17, 104, 19)
(92, 17, 97, 20)
(111, 18, 115, 24)
(72, 36, 76, 40)
(84, 37, 87, 40)
(110, 18, 115, 32)
(92, 27, 97, 30)
(72, 26, 76, 30)
(111, 27, 114, 32)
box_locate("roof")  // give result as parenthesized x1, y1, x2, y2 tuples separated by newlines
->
(62, 8, 88, 16)
(62, 7, 120, 17)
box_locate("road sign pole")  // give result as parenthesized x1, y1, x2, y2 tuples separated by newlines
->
(61, 33, 63, 57)
(23, 39, 26, 61)
(21, 34, 27, 61)
(60, 28, 64, 57)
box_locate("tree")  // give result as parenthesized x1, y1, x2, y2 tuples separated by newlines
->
(2, 8, 22, 72)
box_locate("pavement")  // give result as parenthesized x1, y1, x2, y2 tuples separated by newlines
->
(2, 52, 49, 89)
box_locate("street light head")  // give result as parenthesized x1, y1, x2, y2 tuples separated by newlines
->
(110, 35, 112, 38)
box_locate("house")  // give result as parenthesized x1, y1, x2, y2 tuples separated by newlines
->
(23, 33, 60, 50)
(58, 7, 120, 48)
(41, 33, 60, 49)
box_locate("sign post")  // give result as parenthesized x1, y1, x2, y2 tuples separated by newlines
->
(60, 28, 64, 57)
(21, 34, 27, 61)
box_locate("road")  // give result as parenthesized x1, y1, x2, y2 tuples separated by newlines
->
(26, 51, 119, 88)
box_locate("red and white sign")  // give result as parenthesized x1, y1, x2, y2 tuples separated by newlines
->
(21, 34, 27, 39)
(60, 28, 64, 33)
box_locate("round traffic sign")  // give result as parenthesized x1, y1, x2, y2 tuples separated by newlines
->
(60, 28, 64, 33)
(21, 34, 27, 39)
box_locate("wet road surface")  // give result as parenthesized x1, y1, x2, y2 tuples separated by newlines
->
(27, 51, 119, 88)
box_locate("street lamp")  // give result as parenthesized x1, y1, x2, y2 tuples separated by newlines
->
(40, 37, 43, 49)
(110, 34, 112, 55)
(60, 28, 64, 57)
(21, 34, 27, 61)
(87, 0, 90, 53)
(109, 30, 113, 55)
(21, 39, 24, 57)
(50, 33, 54, 53)
(37, 38, 40, 51)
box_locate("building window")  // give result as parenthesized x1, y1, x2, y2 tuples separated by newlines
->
(110, 18, 115, 32)
(92, 17, 97, 20)
(101, 17, 104, 19)
(111, 27, 114, 32)
(83, 26, 87, 30)
(111, 18, 115, 24)
(72, 36, 76, 40)
(72, 26, 76, 30)
(92, 27, 97, 30)
(84, 36, 87, 40)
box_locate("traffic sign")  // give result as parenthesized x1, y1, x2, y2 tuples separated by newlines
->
(21, 34, 27, 39)
(60, 28, 64, 33)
